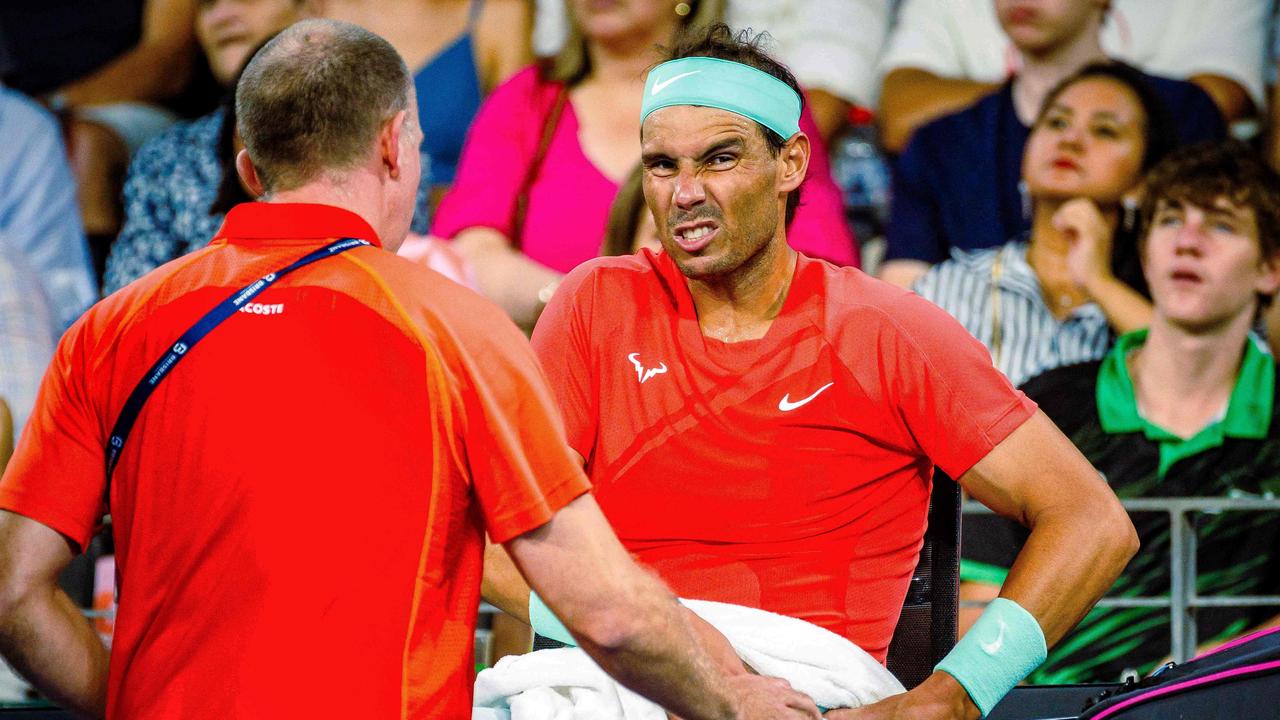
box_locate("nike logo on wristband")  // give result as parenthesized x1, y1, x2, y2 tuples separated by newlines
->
(778, 382, 834, 412)
(980, 620, 1007, 655)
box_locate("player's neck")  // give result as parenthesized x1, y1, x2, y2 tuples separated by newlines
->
(688, 243, 797, 343)
(1130, 315, 1252, 438)
(1012, 31, 1106, 125)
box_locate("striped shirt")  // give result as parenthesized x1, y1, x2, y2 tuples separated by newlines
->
(913, 241, 1113, 387)
(0, 235, 56, 439)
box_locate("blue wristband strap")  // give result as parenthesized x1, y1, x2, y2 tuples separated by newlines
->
(529, 591, 576, 647)
(935, 598, 1047, 717)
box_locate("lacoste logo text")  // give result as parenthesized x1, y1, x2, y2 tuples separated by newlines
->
(628, 353, 668, 384)
(778, 382, 833, 412)
(651, 70, 701, 96)
(238, 302, 285, 316)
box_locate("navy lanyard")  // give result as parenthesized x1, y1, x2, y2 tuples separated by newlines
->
(103, 237, 371, 502)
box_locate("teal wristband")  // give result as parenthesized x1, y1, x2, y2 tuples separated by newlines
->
(934, 598, 1046, 717)
(529, 591, 577, 647)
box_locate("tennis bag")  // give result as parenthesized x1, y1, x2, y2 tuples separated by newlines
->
(1077, 626, 1280, 719)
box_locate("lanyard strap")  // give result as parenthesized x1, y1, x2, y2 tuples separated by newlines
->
(103, 237, 371, 499)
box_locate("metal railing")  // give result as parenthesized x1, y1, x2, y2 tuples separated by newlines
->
(963, 496, 1280, 662)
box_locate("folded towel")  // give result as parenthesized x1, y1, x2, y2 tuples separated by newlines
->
(473, 599, 906, 719)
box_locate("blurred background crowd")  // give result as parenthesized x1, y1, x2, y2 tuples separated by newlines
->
(3, 0, 1280, 698)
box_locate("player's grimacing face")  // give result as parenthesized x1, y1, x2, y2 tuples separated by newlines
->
(640, 106, 783, 279)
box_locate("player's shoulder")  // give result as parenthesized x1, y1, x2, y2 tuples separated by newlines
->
(559, 250, 672, 303)
(803, 254, 975, 348)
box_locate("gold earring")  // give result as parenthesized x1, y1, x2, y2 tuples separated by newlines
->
(675, 2, 692, 17)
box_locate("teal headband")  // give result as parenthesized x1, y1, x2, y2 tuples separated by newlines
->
(641, 56, 801, 140)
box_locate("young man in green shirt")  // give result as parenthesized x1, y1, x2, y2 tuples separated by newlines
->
(964, 140, 1280, 684)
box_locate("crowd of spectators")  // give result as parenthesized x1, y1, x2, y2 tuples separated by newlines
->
(3, 0, 1280, 694)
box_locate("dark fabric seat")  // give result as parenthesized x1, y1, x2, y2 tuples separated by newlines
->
(885, 474, 960, 689)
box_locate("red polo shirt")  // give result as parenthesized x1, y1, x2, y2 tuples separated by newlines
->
(0, 203, 589, 718)
(532, 249, 1035, 661)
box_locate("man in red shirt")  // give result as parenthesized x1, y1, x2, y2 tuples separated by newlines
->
(485, 24, 1139, 719)
(0, 20, 821, 720)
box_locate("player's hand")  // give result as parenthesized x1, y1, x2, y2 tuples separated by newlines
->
(1053, 197, 1114, 295)
(821, 672, 979, 720)
(725, 674, 823, 720)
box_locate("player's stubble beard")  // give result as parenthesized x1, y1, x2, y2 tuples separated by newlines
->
(664, 176, 784, 292)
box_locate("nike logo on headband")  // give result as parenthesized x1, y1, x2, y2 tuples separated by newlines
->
(651, 70, 702, 95)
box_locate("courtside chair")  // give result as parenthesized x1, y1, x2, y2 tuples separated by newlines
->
(885, 473, 962, 689)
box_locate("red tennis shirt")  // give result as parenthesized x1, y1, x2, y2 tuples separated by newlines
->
(0, 203, 590, 718)
(531, 249, 1036, 662)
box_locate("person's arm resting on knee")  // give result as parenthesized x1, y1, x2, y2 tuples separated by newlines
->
(833, 411, 1137, 719)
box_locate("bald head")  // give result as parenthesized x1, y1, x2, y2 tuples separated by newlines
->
(236, 19, 411, 192)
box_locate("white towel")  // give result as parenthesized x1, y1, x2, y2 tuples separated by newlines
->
(473, 599, 906, 719)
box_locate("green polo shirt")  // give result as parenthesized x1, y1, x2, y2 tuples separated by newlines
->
(1096, 329, 1274, 478)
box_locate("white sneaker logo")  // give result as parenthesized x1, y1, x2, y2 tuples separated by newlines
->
(651, 70, 702, 96)
(980, 620, 1007, 656)
(778, 382, 833, 412)
(628, 353, 668, 384)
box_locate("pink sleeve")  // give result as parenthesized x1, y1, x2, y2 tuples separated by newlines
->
(787, 103, 859, 267)
(431, 66, 560, 241)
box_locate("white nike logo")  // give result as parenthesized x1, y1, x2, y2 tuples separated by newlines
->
(628, 353, 668, 384)
(980, 620, 1007, 655)
(651, 70, 702, 96)
(777, 382, 834, 412)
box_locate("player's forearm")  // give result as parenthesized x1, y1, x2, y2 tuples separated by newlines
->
(999, 492, 1137, 646)
(878, 69, 998, 153)
(451, 229, 562, 332)
(572, 572, 740, 720)
(481, 542, 533, 623)
(0, 585, 109, 719)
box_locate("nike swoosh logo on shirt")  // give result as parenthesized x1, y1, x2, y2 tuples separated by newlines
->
(651, 70, 702, 96)
(778, 382, 834, 412)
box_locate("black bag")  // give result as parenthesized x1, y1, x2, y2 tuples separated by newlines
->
(1078, 626, 1280, 719)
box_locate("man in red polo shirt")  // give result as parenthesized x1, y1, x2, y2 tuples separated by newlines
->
(0, 20, 820, 720)
(485, 25, 1139, 719)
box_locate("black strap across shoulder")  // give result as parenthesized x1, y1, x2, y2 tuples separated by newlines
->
(102, 237, 371, 505)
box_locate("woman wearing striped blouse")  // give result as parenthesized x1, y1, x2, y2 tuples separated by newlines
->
(914, 62, 1178, 387)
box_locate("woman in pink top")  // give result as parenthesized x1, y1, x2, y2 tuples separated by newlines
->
(432, 0, 857, 331)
